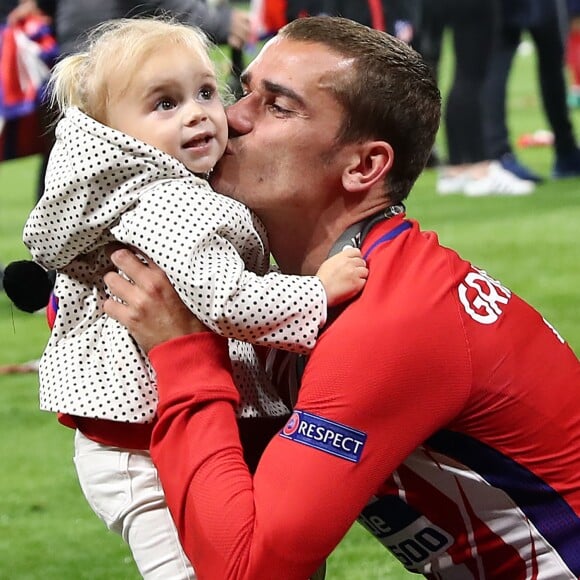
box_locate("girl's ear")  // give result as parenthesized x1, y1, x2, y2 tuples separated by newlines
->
(342, 141, 394, 192)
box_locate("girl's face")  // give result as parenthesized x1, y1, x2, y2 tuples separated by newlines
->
(106, 44, 228, 175)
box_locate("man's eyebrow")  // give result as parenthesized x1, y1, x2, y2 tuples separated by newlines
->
(240, 71, 305, 107)
(263, 80, 305, 106)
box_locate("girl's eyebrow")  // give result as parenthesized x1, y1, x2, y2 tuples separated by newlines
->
(142, 80, 174, 98)
(142, 72, 217, 97)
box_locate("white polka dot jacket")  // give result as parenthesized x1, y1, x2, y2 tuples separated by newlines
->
(22, 108, 325, 422)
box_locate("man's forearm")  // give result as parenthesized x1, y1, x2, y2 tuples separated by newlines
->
(150, 334, 252, 577)
(149, 333, 324, 579)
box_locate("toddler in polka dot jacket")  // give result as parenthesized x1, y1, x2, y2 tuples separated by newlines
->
(22, 18, 368, 579)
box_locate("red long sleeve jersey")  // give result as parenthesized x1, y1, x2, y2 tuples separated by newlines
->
(150, 214, 580, 579)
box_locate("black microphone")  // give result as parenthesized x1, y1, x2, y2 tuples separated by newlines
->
(3, 260, 55, 313)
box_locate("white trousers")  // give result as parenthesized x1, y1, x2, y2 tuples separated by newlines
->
(73, 430, 195, 579)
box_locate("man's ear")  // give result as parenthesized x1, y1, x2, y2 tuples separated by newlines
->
(342, 141, 394, 192)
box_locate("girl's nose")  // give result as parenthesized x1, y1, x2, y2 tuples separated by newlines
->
(184, 101, 207, 125)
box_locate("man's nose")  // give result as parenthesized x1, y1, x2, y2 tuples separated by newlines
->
(226, 98, 253, 137)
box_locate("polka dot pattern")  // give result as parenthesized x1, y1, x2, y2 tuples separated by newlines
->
(23, 108, 324, 422)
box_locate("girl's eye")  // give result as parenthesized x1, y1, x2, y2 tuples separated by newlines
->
(155, 98, 175, 111)
(199, 85, 216, 100)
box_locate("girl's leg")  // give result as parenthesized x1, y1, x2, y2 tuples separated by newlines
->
(73, 430, 195, 579)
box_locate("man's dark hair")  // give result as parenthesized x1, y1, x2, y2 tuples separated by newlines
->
(280, 16, 441, 204)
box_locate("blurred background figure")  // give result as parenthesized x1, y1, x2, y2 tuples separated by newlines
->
(249, 0, 286, 40)
(249, 1, 420, 43)
(566, 0, 580, 107)
(286, 0, 324, 22)
(249, 0, 325, 41)
(412, 0, 445, 168)
(1, 0, 57, 288)
(1, 1, 56, 169)
(421, 0, 534, 197)
(4, 0, 251, 202)
(413, 0, 443, 78)
(482, 0, 580, 182)
(319, 0, 420, 41)
(7, 0, 251, 57)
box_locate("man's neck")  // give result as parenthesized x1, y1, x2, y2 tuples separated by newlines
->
(268, 223, 338, 276)
(264, 200, 390, 275)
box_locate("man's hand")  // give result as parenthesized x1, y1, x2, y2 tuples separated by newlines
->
(316, 246, 368, 307)
(103, 249, 207, 353)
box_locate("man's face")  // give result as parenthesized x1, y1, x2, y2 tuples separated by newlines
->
(106, 44, 228, 175)
(211, 38, 354, 217)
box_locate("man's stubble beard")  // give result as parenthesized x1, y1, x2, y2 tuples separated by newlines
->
(209, 156, 238, 200)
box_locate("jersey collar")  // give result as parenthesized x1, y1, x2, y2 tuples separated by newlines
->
(327, 203, 406, 258)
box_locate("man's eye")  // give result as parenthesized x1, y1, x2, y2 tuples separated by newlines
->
(155, 98, 175, 111)
(268, 103, 290, 115)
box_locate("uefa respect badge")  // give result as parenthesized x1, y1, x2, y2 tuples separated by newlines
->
(280, 410, 367, 463)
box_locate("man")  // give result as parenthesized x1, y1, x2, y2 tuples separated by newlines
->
(104, 16, 580, 579)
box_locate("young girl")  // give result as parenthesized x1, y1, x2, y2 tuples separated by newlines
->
(23, 18, 367, 579)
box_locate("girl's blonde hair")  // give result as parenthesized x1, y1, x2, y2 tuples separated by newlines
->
(49, 18, 213, 122)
